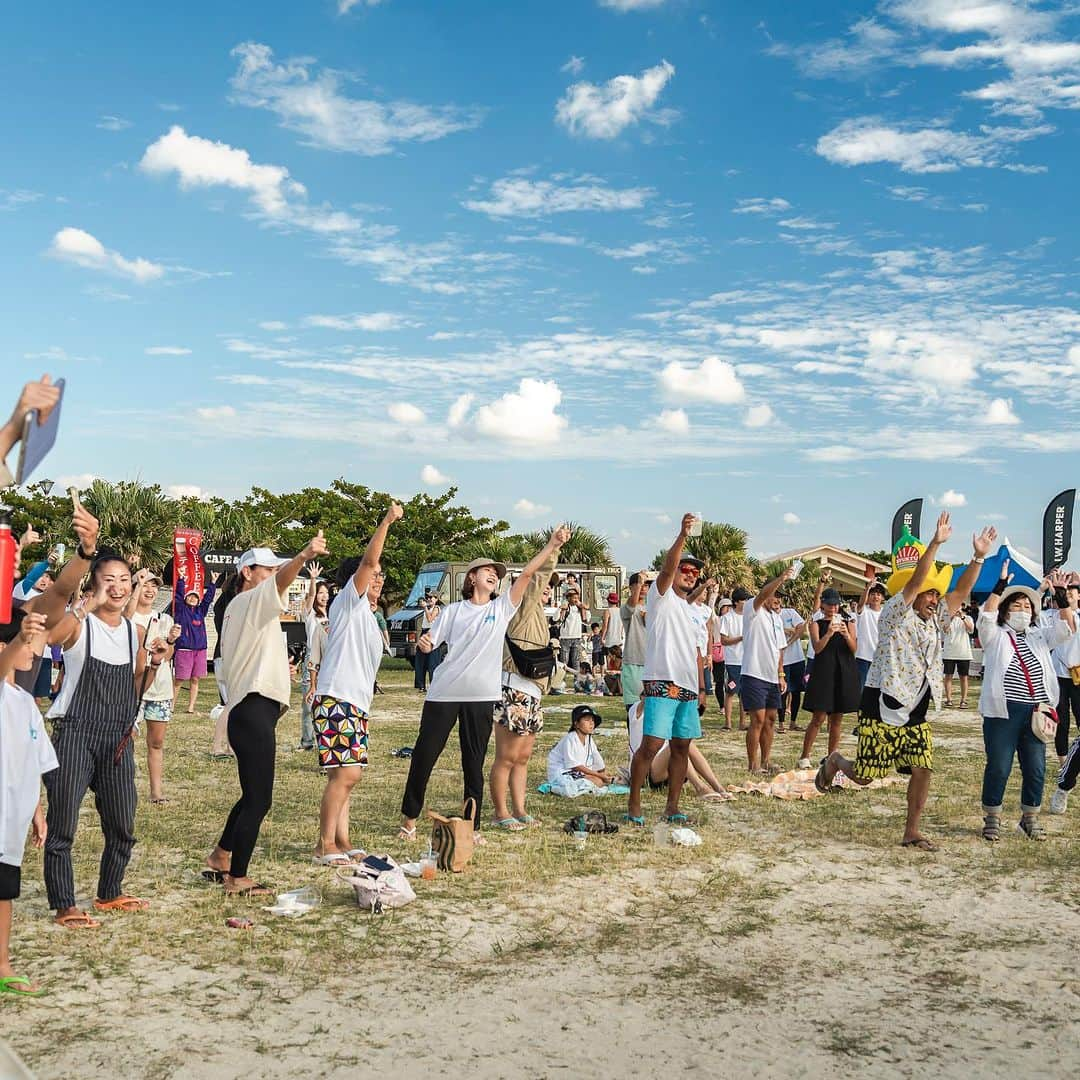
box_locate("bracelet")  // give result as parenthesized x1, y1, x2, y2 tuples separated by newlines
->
(972, 557, 985, 564)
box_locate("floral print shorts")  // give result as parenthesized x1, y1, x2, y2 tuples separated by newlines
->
(494, 686, 544, 736)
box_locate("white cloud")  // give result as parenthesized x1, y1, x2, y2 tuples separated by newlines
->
(985, 397, 1020, 425)
(514, 497, 552, 517)
(733, 197, 791, 215)
(804, 445, 860, 463)
(816, 117, 1051, 173)
(197, 405, 236, 420)
(656, 513, 672, 524)
(463, 175, 652, 218)
(260, 321, 288, 331)
(659, 355, 745, 404)
(339, 0, 386, 11)
(1068, 345, 1080, 368)
(229, 42, 481, 155)
(420, 464, 450, 486)
(447, 393, 474, 428)
(936, 489, 967, 507)
(783, 511, 801, 525)
(0, 189, 42, 212)
(303, 312, 411, 331)
(58, 473, 99, 491)
(598, 0, 667, 10)
(745, 403, 775, 428)
(388, 402, 425, 424)
(166, 484, 208, 499)
(864, 328, 980, 386)
(657, 408, 689, 434)
(48, 227, 165, 283)
(556, 60, 677, 139)
(475, 379, 568, 443)
(146, 346, 191, 356)
(96, 115, 132, 131)
(562, 56, 586, 76)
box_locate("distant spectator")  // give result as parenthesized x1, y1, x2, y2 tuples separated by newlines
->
(172, 574, 217, 714)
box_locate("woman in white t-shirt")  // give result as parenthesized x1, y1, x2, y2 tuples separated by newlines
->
(297, 563, 331, 751)
(309, 504, 402, 865)
(400, 538, 561, 838)
(126, 570, 181, 805)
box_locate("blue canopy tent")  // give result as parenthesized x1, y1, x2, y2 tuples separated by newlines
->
(948, 540, 1041, 600)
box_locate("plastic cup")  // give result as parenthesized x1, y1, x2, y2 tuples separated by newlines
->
(420, 853, 437, 880)
(573, 830, 587, 850)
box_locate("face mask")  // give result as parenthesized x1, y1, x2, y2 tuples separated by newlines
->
(1007, 611, 1030, 633)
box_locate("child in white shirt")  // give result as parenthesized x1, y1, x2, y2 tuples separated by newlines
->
(546, 704, 612, 795)
(0, 609, 59, 996)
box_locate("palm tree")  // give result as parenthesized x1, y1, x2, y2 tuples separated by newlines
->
(82, 479, 174, 569)
(651, 520, 753, 591)
(521, 522, 614, 567)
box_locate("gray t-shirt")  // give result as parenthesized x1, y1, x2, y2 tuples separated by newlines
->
(621, 602, 647, 666)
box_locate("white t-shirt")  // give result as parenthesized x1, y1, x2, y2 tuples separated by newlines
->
(805, 609, 823, 659)
(643, 582, 700, 694)
(1, 682, 59, 866)
(780, 608, 805, 665)
(626, 700, 668, 769)
(561, 604, 583, 642)
(942, 613, 974, 662)
(317, 580, 383, 715)
(856, 606, 882, 663)
(546, 731, 605, 784)
(718, 609, 744, 665)
(427, 592, 520, 702)
(1043, 609, 1078, 678)
(132, 610, 175, 702)
(741, 604, 786, 684)
(48, 613, 137, 719)
(689, 602, 712, 659)
(219, 575, 290, 713)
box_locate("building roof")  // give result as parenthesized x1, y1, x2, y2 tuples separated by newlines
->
(770, 543, 890, 574)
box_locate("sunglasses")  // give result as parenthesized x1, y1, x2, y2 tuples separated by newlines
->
(678, 565, 702, 577)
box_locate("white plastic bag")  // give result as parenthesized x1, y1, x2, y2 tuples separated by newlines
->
(340, 856, 416, 914)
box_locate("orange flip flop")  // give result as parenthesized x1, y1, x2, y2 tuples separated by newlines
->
(55, 912, 102, 930)
(93, 895, 150, 913)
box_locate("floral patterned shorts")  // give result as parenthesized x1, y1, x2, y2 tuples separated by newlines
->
(494, 686, 544, 736)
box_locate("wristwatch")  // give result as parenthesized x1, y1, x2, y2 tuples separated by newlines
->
(77, 542, 98, 560)
(972, 556, 985, 564)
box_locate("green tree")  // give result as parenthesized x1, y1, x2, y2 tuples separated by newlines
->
(651, 520, 753, 591)
(82, 479, 174, 568)
(750, 557, 824, 614)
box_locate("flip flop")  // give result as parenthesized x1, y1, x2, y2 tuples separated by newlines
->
(93, 895, 149, 913)
(514, 814, 539, 826)
(311, 853, 352, 866)
(223, 882, 273, 897)
(492, 818, 526, 831)
(54, 912, 101, 930)
(662, 813, 691, 824)
(901, 837, 939, 852)
(200, 868, 226, 883)
(0, 976, 45, 997)
(398, 825, 418, 841)
(621, 813, 646, 827)
(345, 849, 366, 861)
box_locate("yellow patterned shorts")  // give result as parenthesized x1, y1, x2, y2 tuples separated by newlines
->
(855, 715, 933, 778)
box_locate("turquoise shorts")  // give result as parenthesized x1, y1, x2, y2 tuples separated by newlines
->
(643, 694, 702, 742)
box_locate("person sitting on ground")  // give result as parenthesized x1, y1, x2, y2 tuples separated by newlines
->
(977, 564, 1075, 841)
(625, 695, 733, 802)
(798, 587, 859, 769)
(546, 704, 613, 795)
(816, 516, 995, 851)
(604, 644, 623, 698)
(0, 609, 58, 996)
(171, 573, 217, 715)
(942, 606, 975, 708)
(574, 662, 598, 694)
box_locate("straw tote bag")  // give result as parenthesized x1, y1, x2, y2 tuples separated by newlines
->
(428, 798, 476, 872)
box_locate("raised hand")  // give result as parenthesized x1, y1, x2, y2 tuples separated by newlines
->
(972, 525, 997, 559)
(9, 375, 61, 428)
(1000, 558, 1013, 584)
(308, 561, 323, 581)
(385, 502, 404, 524)
(933, 511, 952, 546)
(18, 524, 41, 550)
(1048, 569, 1068, 590)
(73, 504, 100, 554)
(302, 530, 328, 560)
(147, 637, 170, 665)
(19, 610, 46, 645)
(167, 625, 182, 644)
(550, 524, 571, 549)
(680, 512, 696, 537)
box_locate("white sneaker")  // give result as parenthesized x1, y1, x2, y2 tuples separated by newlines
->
(1049, 788, 1069, 815)
(797, 757, 812, 769)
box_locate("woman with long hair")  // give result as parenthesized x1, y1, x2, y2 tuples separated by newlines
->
(203, 531, 327, 896)
(296, 564, 331, 752)
(400, 528, 569, 840)
(978, 564, 1075, 842)
(489, 526, 570, 829)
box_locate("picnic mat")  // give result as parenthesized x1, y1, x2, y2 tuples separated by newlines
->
(723, 768, 906, 801)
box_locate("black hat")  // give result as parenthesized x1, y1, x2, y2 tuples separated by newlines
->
(678, 555, 705, 570)
(731, 586, 753, 602)
(821, 587, 843, 605)
(569, 704, 602, 730)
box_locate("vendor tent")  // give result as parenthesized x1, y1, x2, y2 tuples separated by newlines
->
(949, 539, 1041, 599)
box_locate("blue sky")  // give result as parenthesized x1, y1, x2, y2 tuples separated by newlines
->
(4, 0, 1080, 570)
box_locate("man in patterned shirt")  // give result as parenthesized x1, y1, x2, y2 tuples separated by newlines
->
(817, 512, 997, 850)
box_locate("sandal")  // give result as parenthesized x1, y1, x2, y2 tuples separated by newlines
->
(398, 825, 418, 841)
(959, 699, 969, 708)
(93, 895, 149, 913)
(621, 813, 646, 827)
(900, 837, 939, 852)
(661, 813, 691, 824)
(981, 814, 1001, 842)
(150, 797, 169, 805)
(514, 814, 539, 825)
(0, 976, 45, 997)
(345, 849, 366, 861)
(311, 852, 352, 866)
(492, 818, 526, 831)
(200, 868, 227, 883)
(54, 912, 101, 930)
(223, 882, 273, 897)
(1017, 817, 1047, 841)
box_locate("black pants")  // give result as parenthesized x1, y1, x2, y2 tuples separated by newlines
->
(782, 661, 806, 726)
(1059, 736, 1080, 792)
(1056, 677, 1080, 757)
(413, 645, 445, 690)
(401, 699, 495, 829)
(218, 694, 279, 879)
(713, 663, 726, 710)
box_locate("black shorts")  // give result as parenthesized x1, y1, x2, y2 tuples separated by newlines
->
(0, 862, 21, 900)
(943, 659, 970, 676)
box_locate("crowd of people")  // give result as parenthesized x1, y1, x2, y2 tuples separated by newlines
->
(2, 375, 1080, 998)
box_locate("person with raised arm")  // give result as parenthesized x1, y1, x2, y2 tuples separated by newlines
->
(619, 570, 651, 708)
(399, 529, 568, 840)
(296, 562, 331, 753)
(309, 505, 402, 865)
(202, 531, 328, 896)
(816, 515, 997, 850)
(0, 376, 60, 487)
(34, 505, 168, 928)
(626, 513, 707, 826)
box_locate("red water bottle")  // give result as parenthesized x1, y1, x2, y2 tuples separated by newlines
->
(0, 511, 14, 624)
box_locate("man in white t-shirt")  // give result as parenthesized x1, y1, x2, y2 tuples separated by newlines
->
(855, 572, 887, 691)
(627, 513, 706, 825)
(740, 567, 796, 773)
(719, 587, 752, 730)
(558, 588, 588, 673)
(778, 605, 807, 733)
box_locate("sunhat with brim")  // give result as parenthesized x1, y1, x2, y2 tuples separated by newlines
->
(239, 547, 288, 570)
(886, 563, 953, 598)
(607, 592, 619, 604)
(463, 557, 508, 580)
(569, 704, 602, 730)
(1000, 585, 1041, 613)
(718, 597, 733, 608)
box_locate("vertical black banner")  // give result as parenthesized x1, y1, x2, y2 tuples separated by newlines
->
(1042, 489, 1075, 573)
(891, 498, 923, 548)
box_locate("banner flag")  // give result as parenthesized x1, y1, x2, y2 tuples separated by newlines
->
(891, 499, 923, 550)
(1042, 489, 1075, 573)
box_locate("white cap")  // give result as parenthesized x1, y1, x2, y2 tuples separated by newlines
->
(238, 547, 288, 570)
(718, 597, 733, 608)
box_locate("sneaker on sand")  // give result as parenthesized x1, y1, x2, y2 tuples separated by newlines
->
(797, 757, 812, 769)
(1049, 788, 1069, 815)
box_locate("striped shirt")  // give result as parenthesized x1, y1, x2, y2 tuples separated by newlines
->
(1003, 632, 1050, 703)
